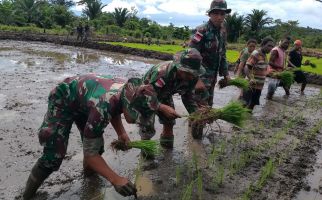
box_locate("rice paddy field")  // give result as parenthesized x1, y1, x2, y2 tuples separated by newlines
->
(0, 40, 322, 200)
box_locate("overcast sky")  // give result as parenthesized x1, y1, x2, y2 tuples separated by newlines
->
(72, 0, 322, 29)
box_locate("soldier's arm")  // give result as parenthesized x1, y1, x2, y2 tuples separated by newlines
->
(82, 108, 128, 187)
(188, 28, 204, 51)
(219, 39, 229, 78)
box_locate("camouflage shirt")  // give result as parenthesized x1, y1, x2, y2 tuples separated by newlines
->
(50, 74, 125, 155)
(142, 61, 198, 113)
(189, 20, 228, 76)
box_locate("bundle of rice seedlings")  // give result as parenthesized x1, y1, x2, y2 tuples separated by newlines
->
(273, 71, 294, 87)
(111, 140, 160, 155)
(188, 101, 250, 127)
(218, 77, 249, 90)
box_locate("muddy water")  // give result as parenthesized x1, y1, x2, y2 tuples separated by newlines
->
(0, 40, 321, 200)
(295, 148, 322, 200)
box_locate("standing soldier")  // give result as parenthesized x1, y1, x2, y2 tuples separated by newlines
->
(76, 22, 84, 42)
(189, 0, 231, 138)
(140, 48, 205, 148)
(84, 22, 90, 41)
(22, 74, 166, 199)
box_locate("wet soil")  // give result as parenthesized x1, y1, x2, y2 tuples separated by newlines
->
(0, 40, 321, 200)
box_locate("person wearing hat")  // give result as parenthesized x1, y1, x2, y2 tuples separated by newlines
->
(22, 74, 163, 199)
(288, 39, 306, 95)
(140, 48, 205, 148)
(188, 0, 231, 139)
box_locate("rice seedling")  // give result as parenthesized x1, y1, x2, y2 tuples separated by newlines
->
(272, 71, 294, 87)
(181, 180, 194, 200)
(192, 150, 199, 172)
(242, 183, 254, 200)
(176, 166, 182, 186)
(111, 139, 160, 156)
(256, 158, 275, 189)
(197, 171, 203, 200)
(213, 163, 225, 188)
(188, 101, 250, 127)
(218, 77, 249, 90)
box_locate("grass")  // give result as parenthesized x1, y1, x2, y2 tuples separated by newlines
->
(181, 180, 194, 200)
(301, 56, 322, 75)
(256, 158, 275, 189)
(0, 24, 68, 35)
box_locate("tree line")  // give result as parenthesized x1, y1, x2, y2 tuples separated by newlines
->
(0, 0, 321, 48)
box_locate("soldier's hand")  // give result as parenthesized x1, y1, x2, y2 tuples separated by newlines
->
(159, 104, 181, 119)
(113, 178, 137, 197)
(118, 133, 131, 150)
(195, 79, 206, 91)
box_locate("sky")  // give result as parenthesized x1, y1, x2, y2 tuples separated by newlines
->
(71, 0, 322, 29)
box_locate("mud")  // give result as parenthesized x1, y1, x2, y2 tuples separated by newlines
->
(0, 40, 322, 200)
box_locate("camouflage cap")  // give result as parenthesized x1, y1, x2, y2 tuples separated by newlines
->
(121, 78, 159, 124)
(173, 48, 205, 76)
(207, 0, 231, 14)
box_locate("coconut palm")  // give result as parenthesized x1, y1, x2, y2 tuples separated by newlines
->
(225, 13, 244, 42)
(78, 0, 105, 20)
(112, 7, 130, 27)
(14, 0, 44, 23)
(244, 9, 272, 40)
(50, 0, 75, 8)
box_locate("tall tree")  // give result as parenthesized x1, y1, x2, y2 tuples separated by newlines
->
(14, 0, 44, 23)
(112, 7, 130, 27)
(0, 0, 15, 25)
(244, 9, 272, 40)
(78, 0, 105, 20)
(50, 0, 74, 8)
(225, 13, 244, 42)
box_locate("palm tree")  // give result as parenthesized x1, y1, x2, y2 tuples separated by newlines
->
(225, 13, 244, 42)
(244, 9, 272, 40)
(78, 0, 105, 20)
(14, 0, 44, 23)
(112, 7, 130, 27)
(50, 0, 75, 8)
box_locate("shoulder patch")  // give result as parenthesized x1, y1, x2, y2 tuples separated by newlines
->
(155, 78, 165, 88)
(192, 31, 203, 43)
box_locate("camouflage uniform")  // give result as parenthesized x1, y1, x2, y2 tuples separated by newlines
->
(189, 0, 231, 106)
(139, 48, 203, 139)
(37, 74, 158, 170)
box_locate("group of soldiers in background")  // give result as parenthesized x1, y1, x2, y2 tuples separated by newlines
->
(76, 22, 90, 42)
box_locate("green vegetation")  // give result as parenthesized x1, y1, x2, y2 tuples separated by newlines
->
(218, 77, 250, 90)
(302, 56, 322, 75)
(111, 140, 160, 156)
(274, 71, 295, 87)
(106, 42, 184, 54)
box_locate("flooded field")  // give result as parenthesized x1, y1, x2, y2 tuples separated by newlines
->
(0, 40, 321, 200)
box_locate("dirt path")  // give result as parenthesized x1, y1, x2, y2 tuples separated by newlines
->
(0, 40, 321, 200)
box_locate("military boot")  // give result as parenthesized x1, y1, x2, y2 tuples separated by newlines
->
(23, 161, 52, 200)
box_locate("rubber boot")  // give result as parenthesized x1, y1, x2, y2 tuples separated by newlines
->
(191, 123, 203, 139)
(23, 161, 52, 200)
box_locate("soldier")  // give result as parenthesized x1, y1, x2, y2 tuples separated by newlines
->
(188, 0, 231, 138)
(266, 36, 291, 99)
(84, 22, 90, 41)
(140, 48, 205, 148)
(22, 74, 175, 199)
(76, 22, 84, 42)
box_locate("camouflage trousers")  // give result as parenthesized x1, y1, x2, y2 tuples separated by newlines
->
(194, 70, 216, 106)
(37, 86, 103, 171)
(139, 96, 175, 140)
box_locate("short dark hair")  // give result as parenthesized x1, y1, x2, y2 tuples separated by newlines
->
(247, 39, 257, 45)
(260, 36, 274, 47)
